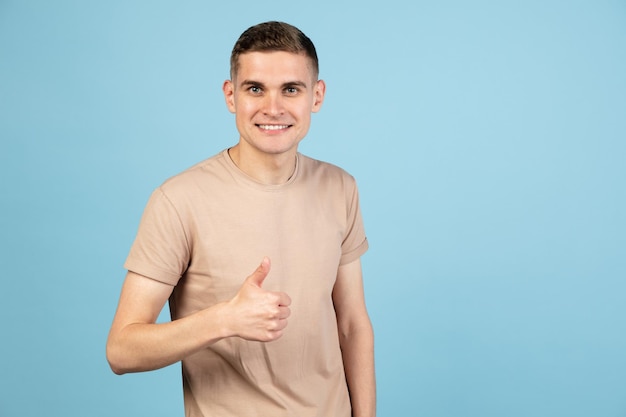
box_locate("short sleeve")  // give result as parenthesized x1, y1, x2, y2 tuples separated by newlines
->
(124, 187, 191, 285)
(339, 179, 368, 265)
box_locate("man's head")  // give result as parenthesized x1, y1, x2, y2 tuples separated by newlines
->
(223, 22, 326, 163)
(230, 21, 319, 81)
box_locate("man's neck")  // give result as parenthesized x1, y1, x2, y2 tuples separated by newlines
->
(228, 144, 297, 185)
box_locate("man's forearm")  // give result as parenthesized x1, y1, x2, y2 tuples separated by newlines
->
(340, 322, 376, 417)
(106, 303, 230, 374)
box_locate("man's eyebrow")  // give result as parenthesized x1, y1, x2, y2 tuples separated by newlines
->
(239, 79, 265, 88)
(283, 81, 308, 88)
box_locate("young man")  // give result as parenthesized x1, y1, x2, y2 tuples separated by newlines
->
(106, 21, 375, 417)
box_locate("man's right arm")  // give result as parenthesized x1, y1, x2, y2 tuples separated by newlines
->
(106, 257, 291, 374)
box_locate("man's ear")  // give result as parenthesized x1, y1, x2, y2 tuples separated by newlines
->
(312, 79, 326, 113)
(223, 80, 236, 114)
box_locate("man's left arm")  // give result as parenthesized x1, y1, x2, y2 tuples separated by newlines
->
(333, 258, 376, 417)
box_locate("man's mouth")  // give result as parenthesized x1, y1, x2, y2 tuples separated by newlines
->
(257, 124, 291, 131)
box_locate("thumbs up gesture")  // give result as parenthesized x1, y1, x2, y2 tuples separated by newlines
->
(225, 257, 292, 342)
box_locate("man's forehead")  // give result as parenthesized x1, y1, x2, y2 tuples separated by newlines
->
(234, 51, 317, 81)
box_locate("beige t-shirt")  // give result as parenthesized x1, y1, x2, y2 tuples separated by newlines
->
(125, 149, 368, 417)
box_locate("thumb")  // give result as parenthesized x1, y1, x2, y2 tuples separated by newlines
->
(247, 257, 271, 288)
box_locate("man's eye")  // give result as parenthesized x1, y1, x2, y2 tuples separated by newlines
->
(249, 86, 262, 94)
(285, 87, 298, 94)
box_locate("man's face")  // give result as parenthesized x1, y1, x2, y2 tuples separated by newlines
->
(223, 51, 325, 158)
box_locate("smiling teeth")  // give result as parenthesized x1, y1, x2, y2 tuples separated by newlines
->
(259, 124, 289, 130)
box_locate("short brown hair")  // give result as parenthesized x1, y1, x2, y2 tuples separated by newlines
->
(230, 21, 319, 80)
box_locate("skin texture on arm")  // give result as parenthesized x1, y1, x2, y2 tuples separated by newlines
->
(106, 257, 291, 374)
(333, 259, 376, 417)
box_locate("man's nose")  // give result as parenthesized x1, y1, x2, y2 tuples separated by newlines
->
(262, 92, 284, 116)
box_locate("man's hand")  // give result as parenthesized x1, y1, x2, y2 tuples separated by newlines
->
(225, 257, 291, 342)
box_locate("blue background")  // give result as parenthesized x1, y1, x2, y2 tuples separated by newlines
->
(1, 1, 625, 416)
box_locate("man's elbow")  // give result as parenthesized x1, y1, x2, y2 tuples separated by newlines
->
(338, 317, 374, 344)
(106, 339, 129, 375)
(107, 361, 126, 376)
